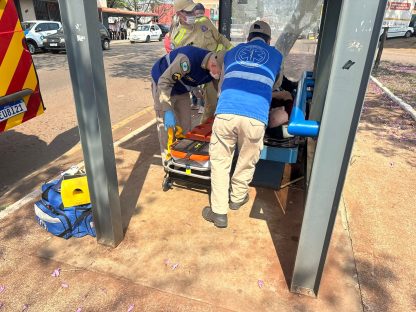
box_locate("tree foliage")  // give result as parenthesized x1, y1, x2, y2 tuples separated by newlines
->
(107, 0, 171, 12)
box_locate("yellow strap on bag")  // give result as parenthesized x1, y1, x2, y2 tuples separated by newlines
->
(61, 175, 91, 208)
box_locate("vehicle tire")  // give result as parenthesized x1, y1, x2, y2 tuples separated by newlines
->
(404, 30, 412, 38)
(159, 34, 163, 41)
(146, 35, 150, 43)
(26, 41, 36, 54)
(102, 39, 110, 50)
(130, 41, 135, 44)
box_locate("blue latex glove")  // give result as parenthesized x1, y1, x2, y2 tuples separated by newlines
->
(164, 110, 176, 130)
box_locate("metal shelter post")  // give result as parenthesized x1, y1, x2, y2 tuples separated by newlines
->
(58, 0, 124, 247)
(290, 0, 387, 296)
(218, 0, 232, 39)
(310, 0, 342, 121)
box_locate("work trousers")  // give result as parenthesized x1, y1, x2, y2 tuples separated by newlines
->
(201, 80, 218, 123)
(210, 114, 265, 215)
(151, 81, 191, 159)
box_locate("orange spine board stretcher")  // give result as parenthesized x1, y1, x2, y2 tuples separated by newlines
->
(0, 0, 45, 133)
(170, 118, 214, 162)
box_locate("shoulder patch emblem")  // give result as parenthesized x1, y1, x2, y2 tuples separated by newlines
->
(201, 25, 208, 32)
(180, 61, 190, 72)
(172, 73, 182, 81)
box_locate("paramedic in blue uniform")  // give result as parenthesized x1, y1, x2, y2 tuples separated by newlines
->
(202, 21, 284, 228)
(151, 46, 221, 160)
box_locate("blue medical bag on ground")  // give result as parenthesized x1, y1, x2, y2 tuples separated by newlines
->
(34, 179, 96, 239)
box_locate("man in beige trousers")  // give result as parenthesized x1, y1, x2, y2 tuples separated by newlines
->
(202, 21, 284, 228)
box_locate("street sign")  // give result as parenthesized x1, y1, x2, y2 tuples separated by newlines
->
(383, 0, 413, 27)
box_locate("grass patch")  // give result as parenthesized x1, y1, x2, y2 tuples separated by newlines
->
(372, 61, 416, 108)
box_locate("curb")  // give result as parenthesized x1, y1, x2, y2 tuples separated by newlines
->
(0, 119, 156, 220)
(370, 76, 416, 121)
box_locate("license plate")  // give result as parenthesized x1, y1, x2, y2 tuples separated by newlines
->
(50, 43, 58, 46)
(0, 100, 27, 122)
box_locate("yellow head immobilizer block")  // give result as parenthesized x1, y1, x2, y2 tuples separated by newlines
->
(61, 175, 91, 208)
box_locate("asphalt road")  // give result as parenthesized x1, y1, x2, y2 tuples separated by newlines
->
(0, 41, 165, 197)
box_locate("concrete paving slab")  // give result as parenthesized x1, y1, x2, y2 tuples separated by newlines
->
(0, 203, 51, 255)
(0, 246, 230, 312)
(12, 122, 363, 311)
(342, 90, 416, 312)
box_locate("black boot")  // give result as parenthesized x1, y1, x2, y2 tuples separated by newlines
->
(202, 206, 227, 228)
(229, 194, 249, 210)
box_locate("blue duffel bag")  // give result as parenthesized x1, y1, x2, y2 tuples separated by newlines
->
(34, 179, 96, 239)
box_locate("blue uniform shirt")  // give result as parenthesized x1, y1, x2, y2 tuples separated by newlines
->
(216, 39, 283, 125)
(151, 46, 213, 96)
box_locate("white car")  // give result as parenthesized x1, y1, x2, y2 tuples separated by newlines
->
(130, 24, 163, 43)
(21, 20, 62, 53)
(380, 26, 414, 39)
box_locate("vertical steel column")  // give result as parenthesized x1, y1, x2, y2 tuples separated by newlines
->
(290, 0, 388, 297)
(219, 0, 232, 39)
(310, 0, 342, 122)
(58, 0, 124, 247)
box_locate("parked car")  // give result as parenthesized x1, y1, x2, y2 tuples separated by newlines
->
(380, 26, 414, 39)
(21, 20, 62, 53)
(130, 24, 163, 43)
(157, 24, 170, 38)
(43, 23, 111, 53)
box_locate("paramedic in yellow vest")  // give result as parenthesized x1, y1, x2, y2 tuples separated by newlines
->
(171, 0, 232, 123)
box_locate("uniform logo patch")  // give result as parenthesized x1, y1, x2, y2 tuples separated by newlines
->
(172, 73, 182, 81)
(180, 61, 190, 72)
(201, 25, 208, 32)
(235, 45, 270, 68)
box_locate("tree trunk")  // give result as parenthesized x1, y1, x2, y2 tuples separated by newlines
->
(275, 0, 322, 57)
(374, 27, 388, 70)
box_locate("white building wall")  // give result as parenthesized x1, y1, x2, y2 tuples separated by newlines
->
(19, 0, 36, 21)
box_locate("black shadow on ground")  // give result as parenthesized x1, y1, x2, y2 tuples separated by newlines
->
(249, 164, 305, 290)
(360, 88, 416, 167)
(117, 125, 161, 232)
(0, 127, 80, 198)
(383, 36, 416, 50)
(31, 52, 69, 71)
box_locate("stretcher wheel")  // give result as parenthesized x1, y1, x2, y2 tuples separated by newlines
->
(162, 176, 173, 192)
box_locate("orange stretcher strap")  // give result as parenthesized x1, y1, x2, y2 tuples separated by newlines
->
(170, 149, 210, 162)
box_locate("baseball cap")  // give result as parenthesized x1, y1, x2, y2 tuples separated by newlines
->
(174, 0, 197, 12)
(249, 20, 272, 38)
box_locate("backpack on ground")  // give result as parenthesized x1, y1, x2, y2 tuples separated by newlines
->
(34, 178, 96, 239)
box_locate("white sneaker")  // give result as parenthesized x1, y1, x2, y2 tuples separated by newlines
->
(198, 106, 205, 114)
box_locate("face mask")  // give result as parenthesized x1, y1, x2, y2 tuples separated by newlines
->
(210, 72, 220, 80)
(185, 16, 196, 25)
